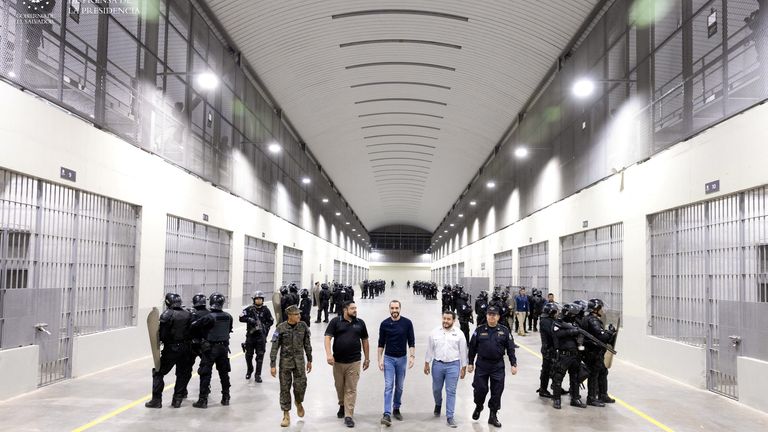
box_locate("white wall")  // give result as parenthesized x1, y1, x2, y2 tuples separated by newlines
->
(431, 101, 768, 412)
(0, 82, 368, 399)
(369, 263, 431, 289)
(0, 345, 38, 400)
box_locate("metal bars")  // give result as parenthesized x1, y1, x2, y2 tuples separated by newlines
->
(650, 185, 768, 400)
(333, 260, 341, 284)
(0, 168, 138, 386)
(281, 246, 302, 286)
(242, 236, 276, 306)
(560, 223, 624, 318)
(493, 250, 514, 288)
(164, 215, 231, 306)
(519, 241, 549, 290)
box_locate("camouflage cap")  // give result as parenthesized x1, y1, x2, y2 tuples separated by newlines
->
(285, 305, 301, 315)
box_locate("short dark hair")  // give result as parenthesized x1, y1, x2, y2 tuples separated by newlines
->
(342, 300, 355, 310)
(547, 292, 554, 297)
(389, 300, 401, 307)
(442, 310, 457, 319)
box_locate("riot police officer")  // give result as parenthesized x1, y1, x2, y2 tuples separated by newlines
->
(316, 283, 331, 323)
(145, 293, 193, 409)
(299, 288, 312, 326)
(583, 298, 616, 406)
(551, 303, 587, 409)
(441, 285, 453, 312)
(332, 284, 345, 317)
(187, 293, 211, 394)
(191, 293, 233, 408)
(239, 291, 274, 383)
(475, 291, 489, 327)
(456, 290, 474, 344)
(528, 288, 545, 332)
(536, 302, 559, 398)
(467, 306, 517, 427)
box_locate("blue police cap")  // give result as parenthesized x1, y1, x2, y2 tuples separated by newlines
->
(487, 306, 500, 315)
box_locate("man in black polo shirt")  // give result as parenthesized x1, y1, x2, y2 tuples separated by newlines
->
(324, 300, 370, 428)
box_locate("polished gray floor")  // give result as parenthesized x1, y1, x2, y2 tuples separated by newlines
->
(2, 286, 768, 431)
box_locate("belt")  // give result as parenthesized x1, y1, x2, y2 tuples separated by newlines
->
(557, 349, 578, 355)
(209, 341, 229, 345)
(434, 359, 459, 363)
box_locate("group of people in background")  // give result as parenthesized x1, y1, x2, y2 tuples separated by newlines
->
(146, 278, 617, 429)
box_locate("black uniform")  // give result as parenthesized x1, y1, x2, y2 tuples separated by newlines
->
(317, 286, 330, 322)
(468, 323, 517, 413)
(192, 309, 233, 404)
(538, 315, 556, 396)
(151, 306, 193, 405)
(528, 293, 545, 331)
(239, 304, 273, 380)
(475, 296, 488, 326)
(551, 319, 584, 406)
(188, 304, 211, 388)
(582, 313, 613, 403)
(456, 295, 474, 344)
(332, 287, 345, 317)
(299, 295, 312, 326)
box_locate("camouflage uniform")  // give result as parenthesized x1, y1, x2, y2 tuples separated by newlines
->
(270, 315, 313, 411)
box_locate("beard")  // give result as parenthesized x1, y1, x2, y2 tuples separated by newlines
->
(391, 312, 400, 319)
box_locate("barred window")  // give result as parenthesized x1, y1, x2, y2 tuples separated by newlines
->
(282, 246, 302, 286)
(519, 241, 549, 290)
(164, 216, 231, 306)
(242, 236, 276, 305)
(493, 250, 514, 288)
(561, 223, 624, 320)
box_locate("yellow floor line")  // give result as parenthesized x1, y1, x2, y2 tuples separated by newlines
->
(72, 352, 244, 432)
(516, 340, 675, 432)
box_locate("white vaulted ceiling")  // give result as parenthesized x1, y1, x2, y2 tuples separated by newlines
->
(203, 0, 600, 232)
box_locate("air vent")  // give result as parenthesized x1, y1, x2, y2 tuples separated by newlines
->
(332, 10, 469, 21)
(371, 163, 431, 170)
(373, 168, 431, 175)
(366, 143, 437, 149)
(364, 134, 438, 139)
(362, 124, 441, 130)
(346, 62, 455, 72)
(359, 112, 444, 119)
(369, 150, 434, 156)
(370, 157, 432, 163)
(352, 82, 451, 90)
(341, 39, 462, 49)
(356, 98, 448, 106)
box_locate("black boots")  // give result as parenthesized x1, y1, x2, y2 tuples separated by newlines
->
(488, 411, 502, 427)
(193, 397, 208, 409)
(255, 375, 262, 383)
(599, 394, 616, 403)
(144, 398, 162, 408)
(221, 394, 230, 406)
(472, 404, 483, 420)
(537, 388, 553, 398)
(171, 397, 183, 408)
(587, 396, 606, 407)
(570, 398, 587, 408)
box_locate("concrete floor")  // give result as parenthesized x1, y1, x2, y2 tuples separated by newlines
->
(2, 286, 768, 431)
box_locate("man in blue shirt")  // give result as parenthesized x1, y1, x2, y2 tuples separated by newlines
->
(514, 288, 530, 336)
(377, 300, 416, 426)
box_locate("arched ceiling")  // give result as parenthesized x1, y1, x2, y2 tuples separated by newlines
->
(204, 0, 601, 232)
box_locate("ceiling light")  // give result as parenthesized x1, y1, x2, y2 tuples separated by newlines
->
(352, 229, 356, 232)
(301, 177, 311, 184)
(439, 235, 443, 238)
(196, 71, 219, 90)
(458, 213, 464, 218)
(514, 147, 528, 158)
(357, 234, 361, 237)
(444, 230, 448, 233)
(572, 78, 595, 98)
(469, 201, 477, 206)
(8, 71, 16, 78)
(268, 143, 282, 153)
(486, 181, 496, 189)
(450, 223, 454, 227)
(345, 222, 350, 225)
(322, 198, 329, 203)
(335, 212, 341, 216)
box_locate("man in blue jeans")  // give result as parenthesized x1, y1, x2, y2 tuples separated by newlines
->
(377, 300, 415, 426)
(424, 310, 468, 428)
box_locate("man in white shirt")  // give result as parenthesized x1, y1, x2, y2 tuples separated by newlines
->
(424, 310, 468, 428)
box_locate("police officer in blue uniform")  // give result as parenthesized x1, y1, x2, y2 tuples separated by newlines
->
(467, 306, 517, 428)
(191, 292, 233, 408)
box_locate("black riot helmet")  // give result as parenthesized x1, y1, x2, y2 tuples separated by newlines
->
(460, 291, 469, 301)
(572, 299, 588, 316)
(209, 292, 226, 311)
(478, 291, 489, 300)
(561, 303, 580, 321)
(192, 293, 207, 307)
(252, 291, 265, 302)
(588, 298, 604, 313)
(321, 283, 329, 289)
(542, 301, 560, 317)
(280, 286, 289, 295)
(300, 288, 309, 298)
(164, 292, 182, 308)
(289, 283, 298, 293)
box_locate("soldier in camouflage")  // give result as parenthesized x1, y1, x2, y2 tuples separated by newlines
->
(270, 305, 313, 427)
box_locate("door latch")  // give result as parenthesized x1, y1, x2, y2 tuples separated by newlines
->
(35, 323, 52, 335)
(728, 335, 741, 347)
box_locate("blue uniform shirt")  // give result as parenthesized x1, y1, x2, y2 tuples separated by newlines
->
(468, 323, 517, 367)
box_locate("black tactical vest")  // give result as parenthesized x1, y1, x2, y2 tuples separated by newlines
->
(206, 310, 232, 342)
